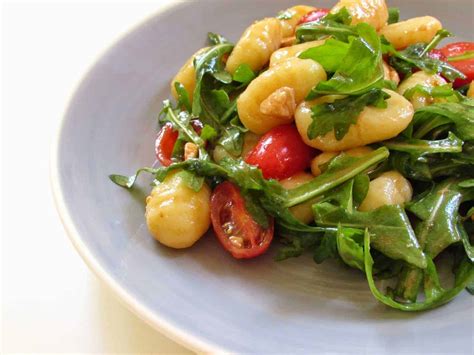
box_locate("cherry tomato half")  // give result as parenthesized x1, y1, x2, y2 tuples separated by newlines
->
(155, 122, 179, 166)
(210, 181, 274, 259)
(297, 8, 330, 25)
(245, 124, 315, 180)
(439, 42, 474, 88)
(155, 120, 204, 166)
(428, 49, 447, 62)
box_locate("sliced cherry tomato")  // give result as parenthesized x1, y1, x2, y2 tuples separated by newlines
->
(190, 119, 203, 135)
(297, 8, 330, 25)
(439, 42, 474, 88)
(245, 124, 315, 180)
(210, 181, 274, 259)
(155, 122, 178, 166)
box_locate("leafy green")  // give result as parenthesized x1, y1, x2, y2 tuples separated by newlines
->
(299, 39, 350, 72)
(192, 43, 234, 117)
(447, 50, 474, 62)
(307, 23, 384, 97)
(336, 226, 365, 270)
(313, 202, 426, 268)
(296, 8, 355, 43)
(200, 124, 218, 141)
(285, 148, 389, 207)
(403, 84, 460, 102)
(364, 230, 474, 311)
(387, 7, 400, 24)
(384, 30, 466, 82)
(109, 167, 158, 189)
(175, 170, 205, 192)
(313, 232, 338, 263)
(207, 32, 230, 45)
(173, 82, 192, 111)
(307, 89, 389, 140)
(410, 102, 474, 141)
(383, 132, 463, 155)
(232, 63, 256, 84)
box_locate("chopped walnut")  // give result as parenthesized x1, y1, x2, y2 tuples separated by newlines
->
(259, 86, 296, 118)
(184, 142, 198, 160)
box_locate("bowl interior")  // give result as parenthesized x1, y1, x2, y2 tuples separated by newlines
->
(55, 0, 473, 352)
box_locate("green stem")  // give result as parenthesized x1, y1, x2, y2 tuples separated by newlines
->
(285, 147, 389, 207)
(420, 29, 451, 57)
(447, 50, 474, 62)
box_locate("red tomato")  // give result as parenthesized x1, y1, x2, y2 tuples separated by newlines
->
(210, 182, 274, 259)
(297, 8, 330, 25)
(245, 124, 315, 180)
(428, 49, 447, 62)
(439, 42, 474, 87)
(155, 122, 178, 166)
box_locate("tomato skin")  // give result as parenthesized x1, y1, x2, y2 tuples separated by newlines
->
(210, 182, 274, 259)
(155, 122, 179, 167)
(245, 124, 315, 180)
(428, 49, 447, 62)
(439, 42, 474, 88)
(297, 8, 330, 25)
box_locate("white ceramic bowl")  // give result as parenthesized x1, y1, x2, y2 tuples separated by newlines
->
(51, 0, 473, 352)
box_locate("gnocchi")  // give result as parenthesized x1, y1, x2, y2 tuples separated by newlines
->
(238, 57, 327, 134)
(359, 171, 413, 211)
(279, 172, 316, 224)
(225, 18, 282, 74)
(331, 0, 388, 30)
(145, 171, 211, 249)
(397, 71, 447, 109)
(279, 5, 316, 38)
(383, 61, 400, 86)
(379, 16, 442, 50)
(170, 47, 208, 102)
(295, 90, 414, 151)
(311, 146, 373, 176)
(269, 40, 326, 67)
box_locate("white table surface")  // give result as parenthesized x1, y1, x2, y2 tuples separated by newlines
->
(2, 1, 192, 353)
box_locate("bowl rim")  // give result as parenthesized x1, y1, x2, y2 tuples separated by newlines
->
(49, 2, 225, 353)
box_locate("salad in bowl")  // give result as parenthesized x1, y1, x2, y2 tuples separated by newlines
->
(110, 0, 474, 312)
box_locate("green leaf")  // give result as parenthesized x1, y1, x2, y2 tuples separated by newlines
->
(387, 7, 399, 24)
(307, 23, 384, 97)
(403, 84, 459, 101)
(336, 226, 365, 270)
(313, 202, 427, 268)
(407, 179, 469, 258)
(308, 89, 390, 140)
(173, 81, 192, 111)
(232, 63, 256, 84)
(383, 132, 464, 155)
(207, 32, 230, 45)
(447, 50, 474, 62)
(296, 8, 355, 43)
(313, 231, 338, 263)
(175, 170, 205, 192)
(364, 230, 474, 311)
(200, 124, 218, 141)
(411, 102, 474, 141)
(299, 39, 350, 72)
(286, 147, 389, 207)
(192, 43, 234, 117)
(109, 167, 158, 189)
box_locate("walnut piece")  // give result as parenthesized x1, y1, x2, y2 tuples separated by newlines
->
(259, 86, 296, 118)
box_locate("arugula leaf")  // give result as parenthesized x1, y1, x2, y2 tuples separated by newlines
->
(313, 202, 426, 268)
(410, 102, 474, 141)
(307, 23, 384, 97)
(336, 226, 365, 270)
(232, 63, 256, 84)
(387, 7, 400, 24)
(307, 89, 389, 140)
(403, 84, 460, 101)
(109, 167, 158, 189)
(299, 39, 350, 72)
(296, 8, 356, 43)
(313, 231, 338, 263)
(207, 32, 230, 45)
(200, 124, 218, 141)
(385, 30, 466, 82)
(383, 131, 463, 155)
(175, 170, 205, 192)
(173, 82, 192, 111)
(192, 43, 234, 117)
(364, 230, 474, 311)
(285, 147, 389, 207)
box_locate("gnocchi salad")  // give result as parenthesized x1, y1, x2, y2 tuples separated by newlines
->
(110, 0, 474, 311)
